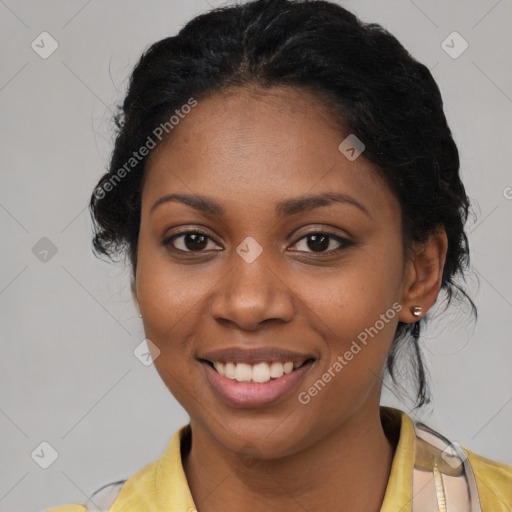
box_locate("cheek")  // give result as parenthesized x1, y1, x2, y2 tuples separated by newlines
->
(299, 251, 402, 328)
(297, 279, 400, 419)
(296, 246, 403, 375)
(135, 246, 197, 358)
(136, 234, 201, 319)
(136, 256, 206, 402)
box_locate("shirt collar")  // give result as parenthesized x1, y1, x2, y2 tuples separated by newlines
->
(379, 406, 415, 512)
(111, 406, 415, 512)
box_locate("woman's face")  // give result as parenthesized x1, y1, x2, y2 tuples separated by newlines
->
(134, 86, 415, 457)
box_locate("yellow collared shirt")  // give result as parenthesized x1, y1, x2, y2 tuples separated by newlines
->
(45, 407, 512, 512)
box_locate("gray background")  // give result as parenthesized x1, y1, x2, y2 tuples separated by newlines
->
(1, 1, 511, 511)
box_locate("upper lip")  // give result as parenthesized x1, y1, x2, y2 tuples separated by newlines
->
(198, 346, 316, 364)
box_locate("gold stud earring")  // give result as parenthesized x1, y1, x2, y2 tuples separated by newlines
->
(410, 305, 422, 318)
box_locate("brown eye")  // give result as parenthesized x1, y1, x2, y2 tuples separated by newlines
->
(163, 231, 220, 252)
(291, 232, 353, 253)
(306, 234, 330, 252)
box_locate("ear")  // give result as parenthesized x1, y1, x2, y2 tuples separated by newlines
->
(131, 276, 141, 316)
(398, 226, 448, 324)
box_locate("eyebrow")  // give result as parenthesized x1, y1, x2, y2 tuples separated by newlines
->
(150, 192, 371, 218)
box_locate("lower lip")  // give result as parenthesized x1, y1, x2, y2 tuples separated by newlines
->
(201, 360, 314, 408)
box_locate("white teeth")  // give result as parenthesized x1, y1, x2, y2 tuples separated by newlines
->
(252, 362, 270, 383)
(224, 362, 236, 379)
(283, 362, 294, 374)
(211, 360, 307, 383)
(213, 362, 225, 374)
(269, 362, 284, 379)
(234, 363, 252, 382)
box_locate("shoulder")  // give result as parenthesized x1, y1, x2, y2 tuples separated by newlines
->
(389, 406, 512, 511)
(41, 426, 189, 512)
(464, 448, 512, 511)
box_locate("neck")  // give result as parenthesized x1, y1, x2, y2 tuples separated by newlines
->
(182, 405, 397, 512)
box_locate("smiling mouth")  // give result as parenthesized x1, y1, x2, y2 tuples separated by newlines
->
(199, 358, 315, 384)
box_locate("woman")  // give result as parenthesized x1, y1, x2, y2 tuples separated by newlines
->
(46, 0, 511, 511)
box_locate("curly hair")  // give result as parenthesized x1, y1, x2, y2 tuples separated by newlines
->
(89, 0, 477, 408)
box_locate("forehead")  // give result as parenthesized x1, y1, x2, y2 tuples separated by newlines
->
(142, 85, 396, 219)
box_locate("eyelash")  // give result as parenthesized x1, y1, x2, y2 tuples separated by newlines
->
(162, 229, 354, 255)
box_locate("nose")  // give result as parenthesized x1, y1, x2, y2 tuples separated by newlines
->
(210, 249, 295, 331)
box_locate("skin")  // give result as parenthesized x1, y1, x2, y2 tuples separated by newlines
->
(132, 86, 448, 512)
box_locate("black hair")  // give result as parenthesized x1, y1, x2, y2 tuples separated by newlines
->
(89, 0, 477, 408)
